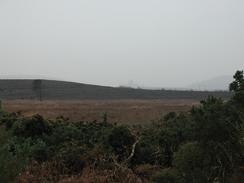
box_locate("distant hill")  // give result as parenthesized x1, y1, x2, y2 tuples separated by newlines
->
(187, 75, 233, 91)
(0, 79, 231, 100)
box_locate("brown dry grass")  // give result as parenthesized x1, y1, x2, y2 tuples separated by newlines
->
(2, 100, 198, 124)
(18, 161, 154, 183)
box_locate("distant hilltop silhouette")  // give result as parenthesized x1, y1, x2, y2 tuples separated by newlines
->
(187, 75, 232, 91)
(0, 79, 231, 100)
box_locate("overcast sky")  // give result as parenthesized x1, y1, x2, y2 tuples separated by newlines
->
(0, 0, 243, 88)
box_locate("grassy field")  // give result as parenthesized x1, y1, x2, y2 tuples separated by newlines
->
(2, 99, 198, 124)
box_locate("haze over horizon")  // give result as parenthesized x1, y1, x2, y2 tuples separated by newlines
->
(0, 0, 243, 88)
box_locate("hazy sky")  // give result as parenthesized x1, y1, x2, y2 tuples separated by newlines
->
(0, 0, 243, 88)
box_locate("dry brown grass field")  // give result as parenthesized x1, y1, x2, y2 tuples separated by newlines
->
(2, 99, 198, 124)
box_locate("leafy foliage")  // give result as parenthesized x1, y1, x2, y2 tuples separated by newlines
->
(230, 70, 244, 106)
(104, 125, 135, 161)
(12, 114, 52, 138)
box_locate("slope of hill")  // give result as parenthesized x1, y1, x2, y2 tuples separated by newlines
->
(0, 79, 231, 100)
(187, 75, 233, 91)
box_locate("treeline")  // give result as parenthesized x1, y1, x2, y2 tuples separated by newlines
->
(0, 71, 243, 183)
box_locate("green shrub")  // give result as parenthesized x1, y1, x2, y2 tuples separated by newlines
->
(105, 126, 135, 158)
(0, 139, 32, 183)
(158, 113, 193, 166)
(45, 122, 80, 145)
(31, 139, 52, 162)
(0, 112, 19, 130)
(164, 112, 177, 121)
(133, 127, 162, 165)
(12, 114, 52, 138)
(174, 142, 212, 183)
(56, 142, 86, 174)
(133, 143, 158, 165)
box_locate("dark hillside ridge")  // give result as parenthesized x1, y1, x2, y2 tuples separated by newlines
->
(0, 79, 231, 100)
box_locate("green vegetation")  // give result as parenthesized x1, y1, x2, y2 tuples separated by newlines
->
(0, 70, 243, 183)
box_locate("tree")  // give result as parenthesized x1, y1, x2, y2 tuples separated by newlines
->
(32, 80, 43, 101)
(229, 70, 244, 105)
(189, 96, 243, 182)
(230, 70, 244, 92)
(174, 142, 212, 183)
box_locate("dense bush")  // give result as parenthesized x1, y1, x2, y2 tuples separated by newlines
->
(105, 126, 135, 158)
(133, 126, 162, 165)
(12, 114, 52, 138)
(0, 112, 19, 130)
(0, 138, 32, 183)
(56, 142, 86, 174)
(31, 139, 52, 162)
(174, 142, 212, 183)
